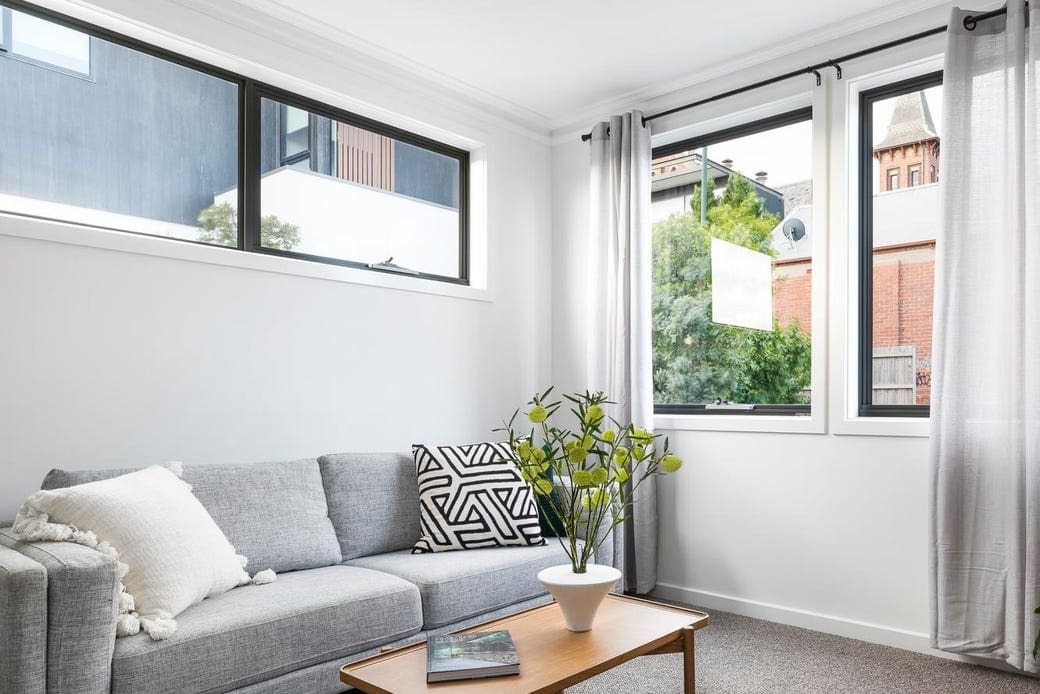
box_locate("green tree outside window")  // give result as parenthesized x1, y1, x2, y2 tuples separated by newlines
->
(196, 202, 300, 251)
(653, 173, 812, 406)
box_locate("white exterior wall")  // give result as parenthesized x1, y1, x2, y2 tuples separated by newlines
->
(873, 182, 940, 246)
(217, 168, 460, 277)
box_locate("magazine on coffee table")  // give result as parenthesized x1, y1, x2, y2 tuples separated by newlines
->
(426, 630, 520, 683)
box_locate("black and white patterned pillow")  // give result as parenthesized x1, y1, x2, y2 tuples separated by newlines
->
(411, 442, 545, 553)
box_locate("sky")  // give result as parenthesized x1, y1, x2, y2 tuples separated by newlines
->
(687, 85, 943, 191)
(705, 120, 812, 189)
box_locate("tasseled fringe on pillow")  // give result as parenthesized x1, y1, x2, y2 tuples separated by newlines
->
(250, 568, 276, 584)
(12, 499, 144, 634)
(12, 461, 276, 642)
(234, 550, 277, 586)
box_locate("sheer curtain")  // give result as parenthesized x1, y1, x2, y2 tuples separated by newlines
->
(587, 112, 657, 594)
(930, 2, 1040, 672)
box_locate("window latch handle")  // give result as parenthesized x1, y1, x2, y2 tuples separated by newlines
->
(705, 400, 756, 411)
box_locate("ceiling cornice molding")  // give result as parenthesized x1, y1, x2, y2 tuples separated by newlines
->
(164, 0, 554, 142)
(547, 0, 955, 136)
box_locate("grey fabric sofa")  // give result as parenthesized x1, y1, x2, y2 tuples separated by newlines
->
(0, 453, 618, 694)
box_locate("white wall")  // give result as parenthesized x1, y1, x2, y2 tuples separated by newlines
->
(550, 2, 965, 657)
(0, 0, 552, 518)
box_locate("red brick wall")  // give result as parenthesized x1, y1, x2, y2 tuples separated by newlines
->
(773, 261, 812, 334)
(772, 242, 934, 404)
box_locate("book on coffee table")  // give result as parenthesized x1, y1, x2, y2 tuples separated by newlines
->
(426, 629, 520, 683)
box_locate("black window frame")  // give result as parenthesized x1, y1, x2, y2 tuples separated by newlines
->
(857, 71, 943, 418)
(652, 106, 814, 417)
(0, 0, 471, 286)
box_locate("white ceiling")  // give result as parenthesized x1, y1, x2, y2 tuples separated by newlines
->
(237, 0, 949, 129)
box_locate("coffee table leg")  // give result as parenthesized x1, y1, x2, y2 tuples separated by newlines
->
(682, 626, 696, 694)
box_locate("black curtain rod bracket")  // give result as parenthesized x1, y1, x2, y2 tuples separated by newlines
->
(581, 3, 1018, 142)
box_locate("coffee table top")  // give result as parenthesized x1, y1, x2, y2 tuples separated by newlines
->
(340, 594, 709, 693)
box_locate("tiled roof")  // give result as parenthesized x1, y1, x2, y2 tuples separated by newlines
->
(875, 91, 938, 150)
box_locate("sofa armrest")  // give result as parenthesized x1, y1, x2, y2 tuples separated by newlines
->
(0, 528, 120, 694)
(0, 544, 47, 694)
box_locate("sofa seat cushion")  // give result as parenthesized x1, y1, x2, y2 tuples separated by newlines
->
(109, 565, 422, 694)
(43, 459, 343, 574)
(345, 542, 574, 629)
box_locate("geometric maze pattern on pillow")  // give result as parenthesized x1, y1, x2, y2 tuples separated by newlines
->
(411, 442, 545, 553)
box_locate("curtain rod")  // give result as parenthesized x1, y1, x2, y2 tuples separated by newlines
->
(580, 5, 1016, 142)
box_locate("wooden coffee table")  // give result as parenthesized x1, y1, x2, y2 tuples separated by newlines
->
(340, 594, 709, 693)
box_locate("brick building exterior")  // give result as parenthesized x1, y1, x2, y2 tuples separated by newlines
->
(771, 90, 938, 405)
(873, 91, 940, 191)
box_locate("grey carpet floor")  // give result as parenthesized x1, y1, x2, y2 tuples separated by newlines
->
(567, 606, 1040, 693)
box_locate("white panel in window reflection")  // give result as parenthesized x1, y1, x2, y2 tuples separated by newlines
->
(11, 11, 91, 74)
(710, 237, 773, 331)
(221, 167, 459, 277)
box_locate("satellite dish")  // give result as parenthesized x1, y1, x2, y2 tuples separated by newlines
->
(782, 217, 806, 244)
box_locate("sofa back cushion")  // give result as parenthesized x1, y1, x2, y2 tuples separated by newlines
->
(42, 459, 342, 573)
(318, 452, 421, 560)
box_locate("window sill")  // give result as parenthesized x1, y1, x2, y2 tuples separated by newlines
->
(654, 412, 824, 434)
(0, 212, 491, 302)
(829, 415, 930, 438)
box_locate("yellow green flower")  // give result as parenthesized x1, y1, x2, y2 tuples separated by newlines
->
(631, 445, 645, 461)
(516, 440, 533, 461)
(590, 467, 609, 485)
(527, 405, 549, 423)
(532, 447, 547, 463)
(614, 446, 630, 465)
(631, 427, 654, 445)
(572, 469, 593, 486)
(584, 405, 604, 425)
(660, 453, 683, 473)
(534, 478, 554, 495)
(567, 446, 586, 464)
(581, 489, 610, 508)
(613, 467, 630, 484)
(601, 429, 617, 444)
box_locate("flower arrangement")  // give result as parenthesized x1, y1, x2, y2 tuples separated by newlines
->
(497, 388, 682, 575)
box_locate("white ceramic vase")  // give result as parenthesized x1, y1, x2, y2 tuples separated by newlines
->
(537, 563, 622, 632)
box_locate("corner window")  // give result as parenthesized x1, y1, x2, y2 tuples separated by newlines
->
(652, 108, 814, 415)
(1, 6, 91, 76)
(858, 72, 942, 417)
(0, 2, 470, 285)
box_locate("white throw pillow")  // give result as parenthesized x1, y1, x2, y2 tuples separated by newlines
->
(412, 442, 545, 553)
(12, 462, 274, 640)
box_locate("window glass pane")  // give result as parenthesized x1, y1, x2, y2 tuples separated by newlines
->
(10, 9, 90, 74)
(281, 104, 309, 162)
(652, 115, 813, 407)
(258, 97, 463, 278)
(0, 7, 239, 246)
(868, 84, 942, 406)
